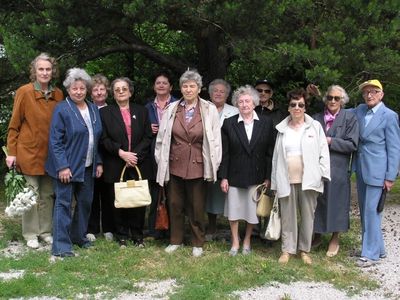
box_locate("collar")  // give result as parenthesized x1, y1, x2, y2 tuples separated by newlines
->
(238, 110, 259, 123)
(369, 101, 383, 114)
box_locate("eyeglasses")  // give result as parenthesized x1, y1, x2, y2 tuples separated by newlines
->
(362, 90, 381, 97)
(114, 87, 129, 93)
(326, 95, 342, 102)
(256, 88, 271, 94)
(289, 102, 305, 108)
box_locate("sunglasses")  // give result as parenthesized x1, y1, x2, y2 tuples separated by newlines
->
(256, 88, 271, 94)
(114, 87, 129, 93)
(326, 95, 342, 102)
(289, 102, 305, 108)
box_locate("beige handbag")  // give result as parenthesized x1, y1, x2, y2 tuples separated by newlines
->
(265, 194, 281, 240)
(114, 165, 151, 208)
(253, 184, 273, 217)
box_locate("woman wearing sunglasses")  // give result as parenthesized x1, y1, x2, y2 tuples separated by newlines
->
(312, 85, 359, 257)
(271, 88, 330, 265)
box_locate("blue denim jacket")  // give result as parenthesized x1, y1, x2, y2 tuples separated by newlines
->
(46, 98, 102, 182)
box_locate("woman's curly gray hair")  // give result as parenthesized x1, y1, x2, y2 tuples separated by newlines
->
(63, 68, 92, 90)
(323, 85, 349, 107)
(179, 69, 202, 89)
(231, 85, 260, 107)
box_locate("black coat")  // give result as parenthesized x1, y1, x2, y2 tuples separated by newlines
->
(218, 113, 275, 188)
(99, 102, 153, 183)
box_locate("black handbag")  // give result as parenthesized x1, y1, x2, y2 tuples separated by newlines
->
(377, 189, 387, 213)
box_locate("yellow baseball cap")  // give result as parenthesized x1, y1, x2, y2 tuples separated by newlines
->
(359, 79, 383, 91)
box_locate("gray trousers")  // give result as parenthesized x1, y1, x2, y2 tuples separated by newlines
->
(22, 175, 54, 241)
(280, 184, 318, 254)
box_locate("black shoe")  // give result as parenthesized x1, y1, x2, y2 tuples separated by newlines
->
(133, 239, 145, 248)
(118, 239, 128, 248)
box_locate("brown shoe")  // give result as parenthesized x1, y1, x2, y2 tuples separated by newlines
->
(300, 252, 312, 265)
(278, 252, 290, 264)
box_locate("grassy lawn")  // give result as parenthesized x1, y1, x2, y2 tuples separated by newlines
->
(1, 178, 397, 299)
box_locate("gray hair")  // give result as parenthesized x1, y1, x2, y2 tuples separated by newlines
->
(179, 69, 202, 89)
(63, 68, 92, 90)
(29, 52, 58, 82)
(231, 85, 260, 107)
(208, 79, 231, 96)
(111, 77, 134, 96)
(323, 85, 349, 107)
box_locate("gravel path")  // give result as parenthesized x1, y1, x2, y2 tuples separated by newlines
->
(234, 203, 400, 300)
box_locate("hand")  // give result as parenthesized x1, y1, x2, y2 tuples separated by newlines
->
(96, 165, 103, 178)
(118, 149, 138, 167)
(384, 180, 394, 191)
(59, 168, 72, 183)
(263, 179, 270, 188)
(326, 137, 332, 145)
(5, 155, 16, 169)
(220, 179, 229, 193)
(151, 124, 159, 135)
(306, 84, 321, 97)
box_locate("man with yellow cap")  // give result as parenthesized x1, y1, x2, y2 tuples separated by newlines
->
(352, 79, 400, 267)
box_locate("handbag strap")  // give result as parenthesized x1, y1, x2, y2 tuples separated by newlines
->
(119, 165, 143, 182)
(158, 186, 166, 205)
(252, 184, 267, 202)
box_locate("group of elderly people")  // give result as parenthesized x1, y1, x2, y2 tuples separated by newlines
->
(5, 53, 400, 267)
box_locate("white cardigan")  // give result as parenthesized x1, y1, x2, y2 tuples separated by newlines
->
(271, 114, 330, 198)
(155, 98, 222, 186)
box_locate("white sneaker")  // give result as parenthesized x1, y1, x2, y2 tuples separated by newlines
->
(86, 233, 96, 242)
(192, 247, 203, 257)
(27, 238, 39, 249)
(104, 232, 113, 241)
(165, 244, 182, 253)
(43, 236, 53, 245)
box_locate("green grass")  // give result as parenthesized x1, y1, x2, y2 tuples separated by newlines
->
(1, 177, 398, 299)
(0, 219, 379, 299)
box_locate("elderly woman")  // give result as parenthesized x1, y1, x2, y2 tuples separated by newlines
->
(271, 88, 330, 265)
(145, 71, 178, 239)
(155, 69, 222, 257)
(6, 53, 63, 249)
(46, 68, 103, 258)
(312, 85, 359, 257)
(205, 79, 238, 241)
(100, 77, 152, 248)
(219, 85, 274, 255)
(86, 74, 115, 242)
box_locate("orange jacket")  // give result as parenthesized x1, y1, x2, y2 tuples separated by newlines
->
(7, 83, 63, 175)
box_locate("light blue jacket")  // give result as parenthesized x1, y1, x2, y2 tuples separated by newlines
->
(352, 102, 400, 185)
(46, 98, 102, 182)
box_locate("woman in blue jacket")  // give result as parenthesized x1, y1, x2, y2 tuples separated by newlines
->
(46, 68, 103, 258)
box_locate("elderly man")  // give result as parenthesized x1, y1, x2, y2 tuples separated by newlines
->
(254, 79, 284, 128)
(353, 79, 400, 267)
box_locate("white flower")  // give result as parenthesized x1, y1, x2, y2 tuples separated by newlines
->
(4, 186, 38, 218)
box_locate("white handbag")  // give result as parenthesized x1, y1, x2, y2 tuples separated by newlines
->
(264, 194, 281, 240)
(114, 166, 151, 208)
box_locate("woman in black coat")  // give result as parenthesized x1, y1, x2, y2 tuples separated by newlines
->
(100, 77, 152, 247)
(219, 85, 275, 256)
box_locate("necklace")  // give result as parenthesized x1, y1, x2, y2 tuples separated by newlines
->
(66, 98, 97, 127)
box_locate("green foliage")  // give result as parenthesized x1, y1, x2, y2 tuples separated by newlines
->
(0, 0, 399, 110)
(4, 169, 27, 204)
